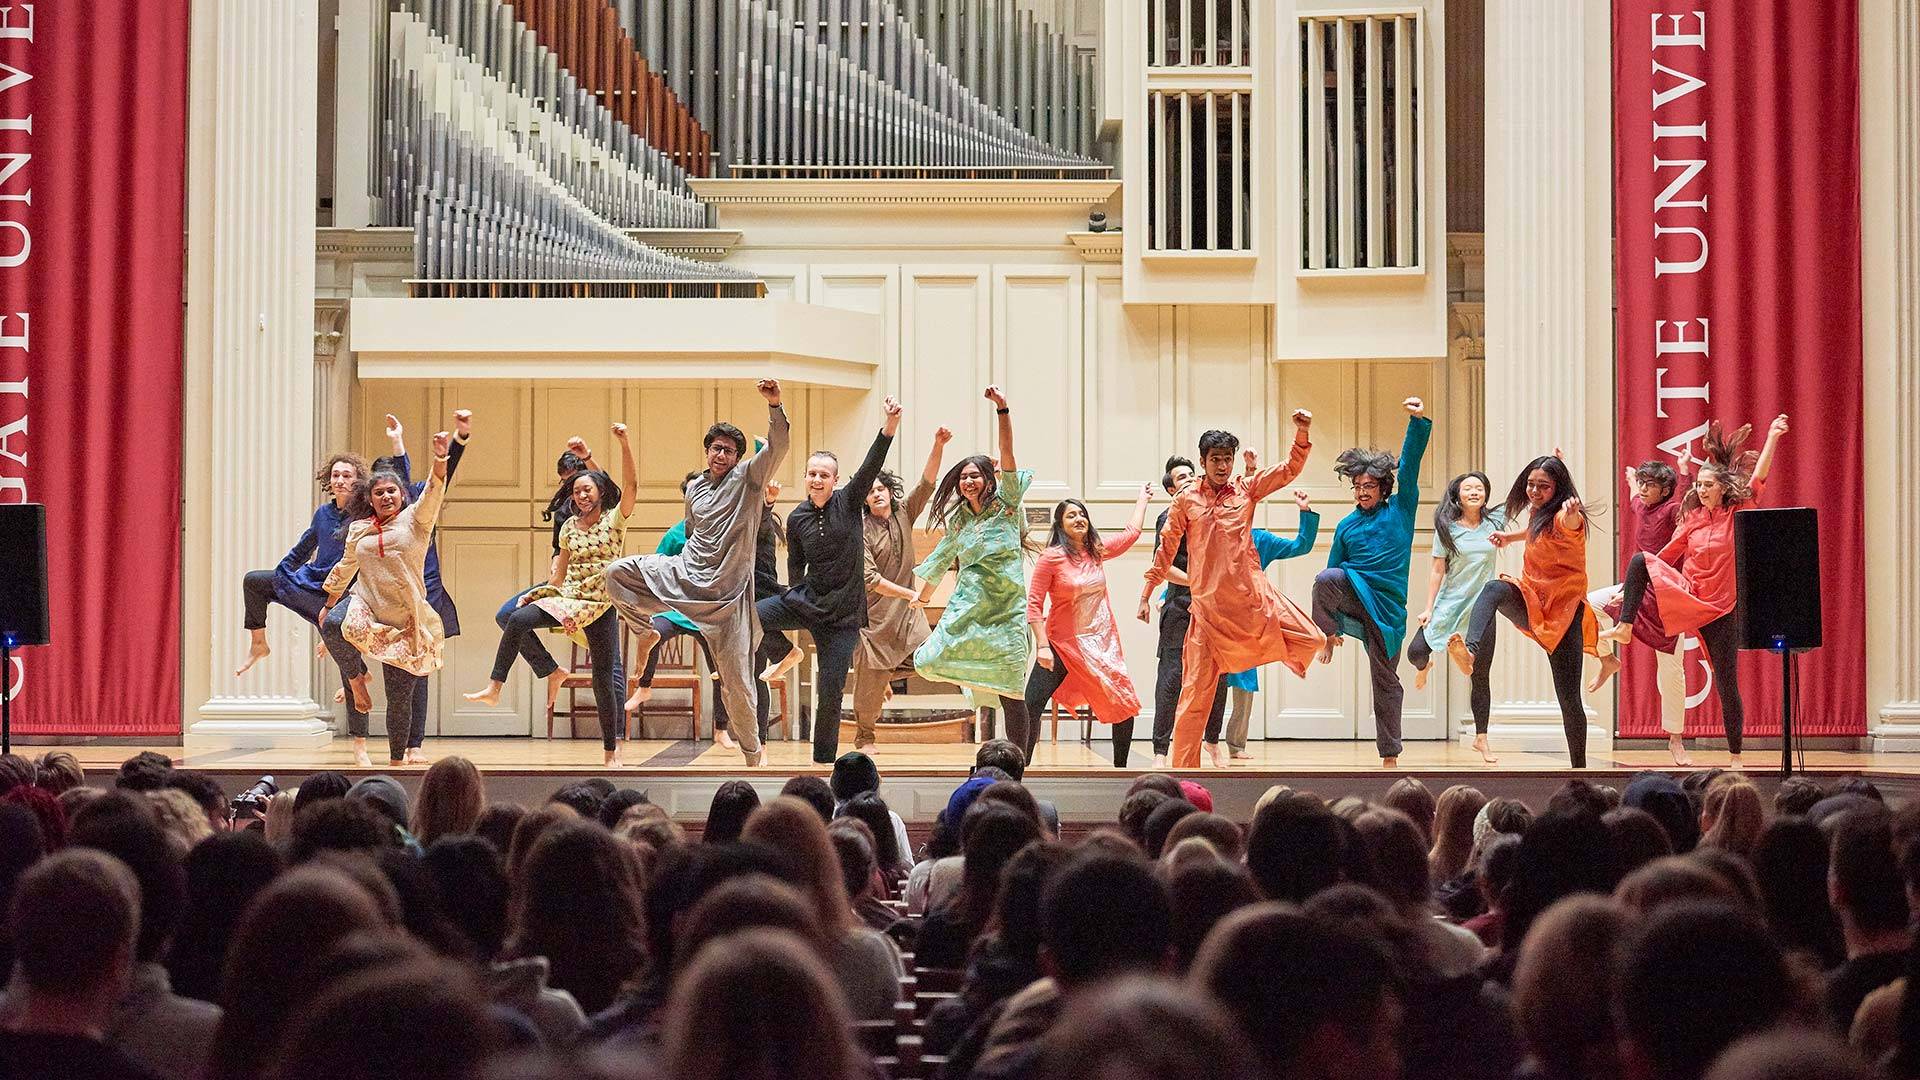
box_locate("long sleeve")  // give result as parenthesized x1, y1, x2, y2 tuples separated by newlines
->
(444, 438, 467, 484)
(1253, 510, 1320, 566)
(1327, 523, 1349, 569)
(656, 520, 688, 556)
(746, 405, 791, 487)
(787, 511, 810, 588)
(320, 525, 363, 599)
(913, 530, 961, 584)
(904, 478, 936, 526)
(1656, 518, 1691, 568)
(277, 524, 318, 577)
(1099, 522, 1143, 560)
(409, 469, 449, 533)
(1392, 416, 1433, 516)
(1247, 437, 1313, 502)
(864, 531, 887, 590)
(1151, 499, 1190, 575)
(1025, 550, 1058, 624)
(395, 451, 415, 484)
(847, 430, 895, 510)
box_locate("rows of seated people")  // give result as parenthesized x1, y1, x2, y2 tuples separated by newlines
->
(0, 744, 1912, 1080)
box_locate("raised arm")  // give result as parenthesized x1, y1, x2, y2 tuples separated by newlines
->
(1751, 413, 1789, 488)
(1100, 482, 1155, 560)
(1146, 498, 1191, 583)
(1248, 410, 1315, 502)
(984, 385, 1015, 472)
(746, 379, 791, 486)
(409, 432, 454, 532)
(384, 414, 407, 465)
(1392, 400, 1431, 514)
(1256, 492, 1320, 563)
(611, 423, 637, 503)
(848, 396, 901, 502)
(920, 427, 952, 489)
(444, 410, 472, 484)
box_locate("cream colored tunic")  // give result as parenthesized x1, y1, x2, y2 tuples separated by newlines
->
(856, 477, 935, 672)
(322, 471, 448, 676)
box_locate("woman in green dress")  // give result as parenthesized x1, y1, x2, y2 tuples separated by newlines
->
(911, 386, 1038, 752)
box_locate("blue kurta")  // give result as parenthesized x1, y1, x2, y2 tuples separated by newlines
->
(1325, 415, 1431, 659)
(274, 502, 353, 598)
(1226, 511, 1322, 692)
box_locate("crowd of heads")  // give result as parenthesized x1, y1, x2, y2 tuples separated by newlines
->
(1, 749, 1915, 1080)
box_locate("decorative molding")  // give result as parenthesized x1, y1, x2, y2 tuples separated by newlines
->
(625, 228, 745, 260)
(314, 225, 414, 260)
(687, 178, 1122, 207)
(1066, 231, 1124, 262)
(1875, 0, 1920, 738)
(313, 301, 347, 359)
(1448, 302, 1485, 362)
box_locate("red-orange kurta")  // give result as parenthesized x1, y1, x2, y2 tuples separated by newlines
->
(1027, 524, 1143, 724)
(1153, 438, 1323, 766)
(1504, 514, 1599, 656)
(1639, 479, 1765, 634)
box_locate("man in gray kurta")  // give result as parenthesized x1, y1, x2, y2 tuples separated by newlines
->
(605, 378, 789, 764)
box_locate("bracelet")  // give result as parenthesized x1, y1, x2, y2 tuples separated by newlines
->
(433, 454, 451, 462)
(996, 407, 1010, 415)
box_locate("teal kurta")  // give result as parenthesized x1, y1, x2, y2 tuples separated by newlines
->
(1326, 415, 1432, 659)
(912, 469, 1034, 698)
(1424, 508, 1508, 645)
(1225, 512, 1322, 692)
(654, 521, 699, 633)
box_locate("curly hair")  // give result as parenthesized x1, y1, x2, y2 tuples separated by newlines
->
(1681, 421, 1759, 514)
(1333, 446, 1400, 500)
(861, 469, 907, 517)
(314, 452, 370, 490)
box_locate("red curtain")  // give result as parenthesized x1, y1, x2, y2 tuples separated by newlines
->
(1612, 1, 1864, 737)
(0, 1, 189, 735)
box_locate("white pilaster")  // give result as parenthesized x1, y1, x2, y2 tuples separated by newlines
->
(184, 0, 331, 746)
(1868, 0, 1920, 749)
(1477, 0, 1614, 756)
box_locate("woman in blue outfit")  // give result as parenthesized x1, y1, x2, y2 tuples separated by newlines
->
(1410, 470, 1505, 763)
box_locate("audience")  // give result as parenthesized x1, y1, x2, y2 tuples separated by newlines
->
(13, 750, 1913, 1080)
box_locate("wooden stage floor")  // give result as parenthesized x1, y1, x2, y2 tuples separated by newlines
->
(41, 735, 1919, 823)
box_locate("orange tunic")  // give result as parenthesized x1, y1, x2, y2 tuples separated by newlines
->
(1026, 524, 1144, 724)
(1504, 514, 1599, 656)
(1641, 479, 1765, 634)
(1152, 439, 1325, 678)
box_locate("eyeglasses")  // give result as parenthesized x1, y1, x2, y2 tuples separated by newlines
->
(707, 445, 740, 458)
(1352, 480, 1382, 492)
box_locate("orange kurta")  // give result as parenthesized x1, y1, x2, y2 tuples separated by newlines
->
(1640, 479, 1765, 634)
(1153, 438, 1323, 766)
(1504, 514, 1599, 656)
(1028, 523, 1144, 724)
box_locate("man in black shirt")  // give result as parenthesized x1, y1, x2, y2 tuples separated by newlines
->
(1137, 455, 1228, 770)
(757, 396, 902, 762)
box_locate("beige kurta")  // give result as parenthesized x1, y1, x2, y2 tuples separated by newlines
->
(856, 477, 935, 672)
(321, 470, 448, 676)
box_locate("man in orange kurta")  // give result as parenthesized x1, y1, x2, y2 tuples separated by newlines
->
(1148, 411, 1324, 767)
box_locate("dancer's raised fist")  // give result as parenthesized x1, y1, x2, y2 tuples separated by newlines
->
(1293, 489, 1311, 511)
(1404, 397, 1424, 415)
(756, 379, 782, 405)
(1243, 448, 1258, 472)
(1291, 409, 1313, 427)
(933, 426, 954, 446)
(1770, 413, 1790, 438)
(431, 431, 452, 457)
(882, 396, 902, 417)
(385, 414, 403, 438)
(984, 385, 1009, 409)
(567, 436, 590, 458)
(611, 423, 629, 441)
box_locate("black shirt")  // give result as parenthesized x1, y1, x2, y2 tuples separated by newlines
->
(1154, 507, 1195, 651)
(1825, 948, 1908, 1032)
(780, 430, 893, 629)
(755, 510, 785, 600)
(0, 1031, 167, 1080)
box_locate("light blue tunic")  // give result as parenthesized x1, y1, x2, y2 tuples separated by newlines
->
(1424, 508, 1508, 645)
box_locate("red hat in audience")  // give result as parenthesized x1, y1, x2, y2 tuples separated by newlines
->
(1179, 781, 1213, 813)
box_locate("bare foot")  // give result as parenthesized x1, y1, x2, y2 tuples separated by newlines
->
(1471, 733, 1498, 764)
(347, 674, 372, 713)
(1151, 754, 1169, 770)
(717, 727, 738, 750)
(405, 748, 429, 765)
(1728, 753, 1743, 769)
(388, 759, 406, 768)
(1231, 749, 1253, 760)
(1382, 756, 1399, 769)
(856, 741, 876, 751)
(1586, 653, 1621, 693)
(761, 646, 802, 683)
(605, 748, 624, 767)
(545, 669, 571, 709)
(352, 738, 372, 767)
(1413, 664, 1430, 691)
(1318, 635, 1340, 665)
(624, 684, 654, 715)
(463, 682, 503, 707)
(1446, 636, 1475, 677)
(1668, 735, 1692, 767)
(234, 637, 271, 677)
(1598, 622, 1633, 647)
(1205, 743, 1226, 768)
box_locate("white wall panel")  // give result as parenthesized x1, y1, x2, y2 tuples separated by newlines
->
(1084, 268, 1172, 501)
(992, 265, 1083, 503)
(902, 267, 994, 463)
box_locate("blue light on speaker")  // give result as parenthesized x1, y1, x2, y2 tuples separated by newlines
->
(0, 633, 15, 650)
(1771, 635, 1787, 653)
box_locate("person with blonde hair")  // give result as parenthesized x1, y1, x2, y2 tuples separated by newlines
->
(662, 928, 866, 1080)
(409, 756, 485, 847)
(142, 789, 214, 853)
(740, 796, 903, 1020)
(1699, 777, 1767, 859)
(1429, 785, 1488, 885)
(31, 751, 83, 796)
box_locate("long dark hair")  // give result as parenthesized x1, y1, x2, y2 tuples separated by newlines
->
(928, 455, 1036, 552)
(341, 469, 411, 526)
(1502, 456, 1589, 540)
(1046, 499, 1105, 560)
(861, 469, 908, 519)
(563, 470, 623, 519)
(541, 452, 588, 523)
(1433, 472, 1494, 557)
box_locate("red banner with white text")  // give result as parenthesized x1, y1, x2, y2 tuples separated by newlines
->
(1611, 1, 1864, 738)
(0, 2, 188, 734)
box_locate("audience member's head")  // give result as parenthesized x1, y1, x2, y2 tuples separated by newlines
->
(1614, 902, 1794, 1080)
(1547, 779, 1612, 818)
(1165, 856, 1259, 972)
(347, 775, 411, 831)
(1037, 976, 1261, 1080)
(1163, 812, 1243, 863)
(31, 751, 84, 795)
(169, 830, 285, 1003)
(974, 739, 1028, 782)
(1118, 790, 1170, 848)
(1773, 776, 1826, 818)
(1, 783, 66, 852)
(1615, 855, 1743, 915)
(835, 791, 902, 872)
(1686, 846, 1763, 911)
(547, 782, 606, 822)
(505, 807, 572, 882)
(703, 779, 762, 845)
(1177, 780, 1213, 813)
(829, 752, 882, 803)
(827, 819, 880, 903)
(293, 770, 353, 814)
(68, 792, 187, 964)
(0, 802, 46, 971)
(1351, 807, 1435, 917)
(663, 929, 863, 1080)
(269, 957, 502, 1080)
(1194, 904, 1402, 1080)
(161, 770, 228, 831)
(779, 775, 837, 824)
(743, 796, 855, 933)
(1699, 778, 1766, 858)
(422, 835, 510, 962)
(1702, 1031, 1875, 1080)
(1127, 773, 1184, 801)
(1430, 785, 1488, 882)
(6, 849, 142, 1024)
(144, 787, 215, 852)
(1752, 816, 1844, 968)
(1382, 777, 1436, 840)
(1040, 851, 1172, 988)
(115, 751, 173, 792)
(411, 757, 486, 846)
(1142, 797, 1199, 859)
(1624, 773, 1699, 854)
(950, 799, 1043, 933)
(291, 794, 401, 862)
(1830, 777, 1884, 804)
(1246, 795, 1348, 903)
(507, 821, 647, 1015)
(977, 778, 1045, 829)
(1605, 806, 1675, 878)
(1829, 809, 1908, 941)
(1502, 808, 1619, 953)
(1512, 895, 1629, 1080)
(676, 876, 829, 975)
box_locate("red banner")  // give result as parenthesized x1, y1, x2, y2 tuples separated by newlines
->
(0, 2, 189, 734)
(1612, 2, 1864, 738)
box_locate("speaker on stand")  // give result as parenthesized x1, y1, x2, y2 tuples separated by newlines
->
(0, 505, 51, 755)
(1733, 507, 1822, 777)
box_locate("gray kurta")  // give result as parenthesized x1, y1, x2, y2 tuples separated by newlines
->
(856, 477, 935, 672)
(604, 405, 789, 757)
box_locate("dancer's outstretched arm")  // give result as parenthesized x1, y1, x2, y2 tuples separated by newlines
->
(1418, 556, 1447, 626)
(985, 385, 1015, 472)
(1752, 413, 1790, 487)
(1392, 399, 1430, 515)
(411, 432, 453, 532)
(1248, 410, 1314, 501)
(746, 379, 790, 485)
(385, 413, 407, 463)
(848, 396, 901, 504)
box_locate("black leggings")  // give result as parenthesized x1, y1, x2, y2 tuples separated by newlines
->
(1619, 553, 1746, 753)
(996, 696, 1036, 764)
(1465, 581, 1588, 767)
(489, 603, 626, 751)
(1023, 655, 1138, 768)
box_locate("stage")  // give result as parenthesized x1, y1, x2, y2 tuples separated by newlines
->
(42, 736, 1919, 824)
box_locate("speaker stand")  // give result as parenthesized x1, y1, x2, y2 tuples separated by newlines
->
(2, 637, 12, 756)
(1778, 645, 1794, 778)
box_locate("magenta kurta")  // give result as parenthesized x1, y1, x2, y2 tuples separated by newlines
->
(1024, 523, 1143, 724)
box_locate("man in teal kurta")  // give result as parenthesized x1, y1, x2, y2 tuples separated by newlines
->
(1311, 399, 1431, 764)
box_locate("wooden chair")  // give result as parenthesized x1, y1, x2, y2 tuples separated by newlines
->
(854, 1019, 899, 1057)
(546, 641, 599, 740)
(1046, 701, 1095, 746)
(625, 625, 702, 740)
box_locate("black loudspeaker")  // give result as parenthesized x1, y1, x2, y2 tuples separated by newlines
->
(0, 503, 49, 646)
(1733, 507, 1821, 652)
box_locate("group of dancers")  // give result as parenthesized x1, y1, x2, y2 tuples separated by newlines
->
(234, 377, 1790, 771)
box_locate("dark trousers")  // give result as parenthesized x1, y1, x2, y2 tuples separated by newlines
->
(1619, 553, 1746, 753)
(319, 600, 371, 737)
(1465, 581, 1588, 767)
(1406, 626, 1434, 671)
(1023, 655, 1137, 767)
(489, 602, 626, 751)
(750, 634, 783, 742)
(246, 569, 369, 736)
(756, 594, 861, 764)
(1311, 569, 1407, 758)
(994, 695, 1037, 764)
(379, 665, 423, 764)
(1152, 650, 1227, 755)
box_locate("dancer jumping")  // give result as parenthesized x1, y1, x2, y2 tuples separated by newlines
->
(850, 427, 951, 751)
(317, 429, 456, 768)
(1137, 457, 1226, 769)
(911, 387, 1038, 754)
(465, 423, 637, 765)
(604, 379, 789, 766)
(1217, 450, 1321, 761)
(1598, 415, 1789, 768)
(1146, 409, 1322, 769)
(1022, 484, 1155, 767)
(1312, 398, 1431, 768)
(756, 397, 902, 763)
(1411, 471, 1505, 763)
(1589, 452, 1692, 762)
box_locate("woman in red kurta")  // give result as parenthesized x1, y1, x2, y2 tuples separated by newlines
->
(1024, 484, 1154, 767)
(1600, 415, 1789, 766)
